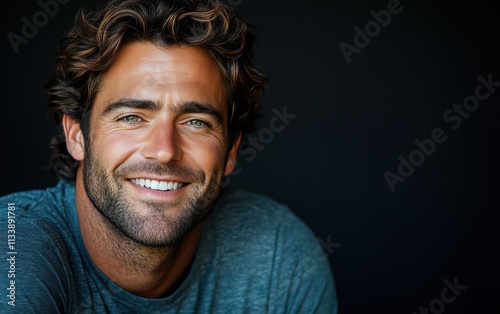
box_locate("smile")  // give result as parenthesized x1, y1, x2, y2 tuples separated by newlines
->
(130, 179, 184, 191)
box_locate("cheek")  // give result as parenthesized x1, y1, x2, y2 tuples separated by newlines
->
(90, 131, 138, 169)
(186, 138, 227, 173)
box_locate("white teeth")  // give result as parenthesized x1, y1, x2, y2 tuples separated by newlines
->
(151, 180, 159, 189)
(159, 181, 168, 191)
(131, 179, 185, 191)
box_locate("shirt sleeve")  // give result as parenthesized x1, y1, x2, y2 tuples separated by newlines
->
(0, 212, 75, 313)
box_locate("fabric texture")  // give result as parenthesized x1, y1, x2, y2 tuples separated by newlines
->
(1, 181, 338, 313)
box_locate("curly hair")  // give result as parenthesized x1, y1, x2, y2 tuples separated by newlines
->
(45, 0, 267, 181)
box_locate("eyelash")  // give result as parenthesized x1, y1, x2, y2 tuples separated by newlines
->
(119, 115, 212, 129)
(186, 119, 211, 129)
(119, 115, 143, 125)
(119, 116, 211, 129)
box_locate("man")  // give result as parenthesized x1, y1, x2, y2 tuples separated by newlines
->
(1, 0, 337, 312)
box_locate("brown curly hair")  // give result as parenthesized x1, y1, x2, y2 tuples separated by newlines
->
(45, 0, 267, 181)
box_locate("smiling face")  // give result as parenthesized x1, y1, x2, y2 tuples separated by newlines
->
(65, 42, 240, 247)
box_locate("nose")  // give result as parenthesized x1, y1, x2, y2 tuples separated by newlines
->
(140, 120, 182, 163)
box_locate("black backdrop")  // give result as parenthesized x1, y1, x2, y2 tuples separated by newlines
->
(1, 0, 499, 313)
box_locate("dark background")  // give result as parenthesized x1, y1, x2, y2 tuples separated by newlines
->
(1, 0, 499, 313)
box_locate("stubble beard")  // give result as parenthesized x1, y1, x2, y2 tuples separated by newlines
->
(82, 145, 222, 248)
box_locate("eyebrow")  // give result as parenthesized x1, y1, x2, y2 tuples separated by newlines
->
(102, 98, 224, 125)
(175, 101, 224, 125)
(102, 99, 160, 116)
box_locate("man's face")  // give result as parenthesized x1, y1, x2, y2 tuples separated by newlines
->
(74, 42, 238, 247)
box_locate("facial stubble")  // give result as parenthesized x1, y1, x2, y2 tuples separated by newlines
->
(82, 143, 223, 248)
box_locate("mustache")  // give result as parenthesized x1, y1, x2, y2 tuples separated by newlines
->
(115, 161, 204, 182)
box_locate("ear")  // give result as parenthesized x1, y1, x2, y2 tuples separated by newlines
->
(224, 133, 242, 176)
(63, 114, 85, 161)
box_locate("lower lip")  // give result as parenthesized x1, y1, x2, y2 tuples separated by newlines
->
(127, 180, 188, 199)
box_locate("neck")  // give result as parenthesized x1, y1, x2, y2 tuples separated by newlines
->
(74, 170, 203, 298)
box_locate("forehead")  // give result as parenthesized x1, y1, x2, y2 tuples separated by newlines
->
(94, 41, 226, 113)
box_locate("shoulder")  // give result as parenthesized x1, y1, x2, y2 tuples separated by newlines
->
(211, 189, 311, 237)
(208, 189, 323, 257)
(208, 188, 326, 268)
(0, 180, 77, 257)
(202, 189, 338, 313)
(0, 180, 75, 220)
(0, 181, 76, 244)
(208, 189, 321, 258)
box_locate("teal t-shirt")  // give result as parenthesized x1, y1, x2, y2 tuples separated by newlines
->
(0, 181, 337, 313)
